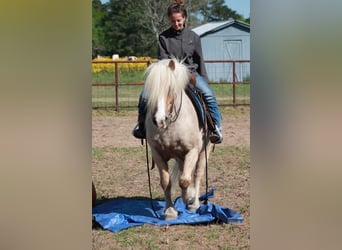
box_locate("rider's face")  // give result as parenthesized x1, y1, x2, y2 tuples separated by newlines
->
(169, 12, 185, 31)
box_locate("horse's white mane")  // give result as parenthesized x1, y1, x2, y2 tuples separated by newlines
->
(144, 59, 189, 111)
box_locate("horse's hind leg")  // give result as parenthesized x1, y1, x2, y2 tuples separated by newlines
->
(188, 143, 212, 211)
(152, 150, 178, 220)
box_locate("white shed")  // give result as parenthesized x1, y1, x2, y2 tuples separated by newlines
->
(192, 19, 250, 82)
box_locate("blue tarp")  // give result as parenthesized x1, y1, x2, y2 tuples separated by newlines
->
(92, 189, 243, 233)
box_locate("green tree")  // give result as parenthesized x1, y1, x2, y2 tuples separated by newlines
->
(186, 0, 208, 28)
(201, 0, 245, 22)
(102, 0, 155, 56)
(91, 0, 249, 57)
(141, 0, 169, 42)
(92, 0, 107, 57)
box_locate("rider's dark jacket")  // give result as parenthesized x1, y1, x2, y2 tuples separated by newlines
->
(158, 27, 209, 82)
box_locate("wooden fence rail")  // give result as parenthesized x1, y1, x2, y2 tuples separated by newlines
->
(92, 59, 250, 111)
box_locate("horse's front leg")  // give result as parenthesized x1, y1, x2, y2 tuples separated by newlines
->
(180, 148, 199, 210)
(152, 150, 178, 220)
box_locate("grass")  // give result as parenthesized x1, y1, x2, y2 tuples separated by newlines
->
(113, 228, 147, 247)
(92, 146, 250, 249)
(92, 70, 145, 83)
(92, 147, 105, 161)
(92, 71, 250, 109)
(208, 227, 221, 240)
(92, 107, 250, 249)
(92, 84, 143, 98)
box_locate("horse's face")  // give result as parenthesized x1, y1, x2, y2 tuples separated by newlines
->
(153, 89, 174, 129)
(145, 59, 187, 129)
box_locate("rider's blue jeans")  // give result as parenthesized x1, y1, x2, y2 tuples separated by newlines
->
(138, 75, 222, 128)
(194, 75, 222, 128)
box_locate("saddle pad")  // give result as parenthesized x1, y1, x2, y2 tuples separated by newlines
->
(185, 85, 206, 126)
(92, 189, 243, 233)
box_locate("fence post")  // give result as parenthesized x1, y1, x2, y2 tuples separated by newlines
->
(114, 62, 119, 111)
(232, 61, 236, 107)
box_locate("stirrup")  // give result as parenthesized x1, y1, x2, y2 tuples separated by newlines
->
(132, 123, 146, 139)
(209, 125, 223, 144)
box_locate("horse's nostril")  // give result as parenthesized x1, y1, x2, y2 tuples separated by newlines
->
(157, 119, 166, 129)
(152, 117, 157, 126)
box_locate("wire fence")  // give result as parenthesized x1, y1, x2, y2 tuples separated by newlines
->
(92, 59, 250, 111)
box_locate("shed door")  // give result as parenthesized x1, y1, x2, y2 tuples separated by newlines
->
(223, 40, 242, 81)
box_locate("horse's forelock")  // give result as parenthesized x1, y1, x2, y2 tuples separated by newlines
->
(144, 59, 189, 111)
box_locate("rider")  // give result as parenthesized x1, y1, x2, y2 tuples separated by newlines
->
(132, 0, 223, 144)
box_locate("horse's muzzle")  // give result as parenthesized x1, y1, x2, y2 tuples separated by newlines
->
(153, 116, 167, 129)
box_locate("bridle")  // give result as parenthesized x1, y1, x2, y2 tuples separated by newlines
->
(167, 91, 183, 123)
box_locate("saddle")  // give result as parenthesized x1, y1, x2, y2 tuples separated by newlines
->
(185, 74, 215, 132)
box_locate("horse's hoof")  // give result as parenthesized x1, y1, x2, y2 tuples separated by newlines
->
(187, 197, 195, 205)
(187, 198, 200, 211)
(164, 207, 178, 220)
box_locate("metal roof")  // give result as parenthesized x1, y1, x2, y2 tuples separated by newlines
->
(192, 19, 250, 37)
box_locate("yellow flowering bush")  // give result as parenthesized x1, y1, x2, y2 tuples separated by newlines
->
(92, 56, 153, 73)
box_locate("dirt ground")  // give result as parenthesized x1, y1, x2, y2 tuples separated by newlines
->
(92, 108, 250, 148)
(92, 107, 250, 249)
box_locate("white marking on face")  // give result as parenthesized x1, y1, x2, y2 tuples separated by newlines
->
(155, 96, 166, 128)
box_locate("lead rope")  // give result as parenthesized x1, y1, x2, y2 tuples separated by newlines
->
(145, 140, 160, 218)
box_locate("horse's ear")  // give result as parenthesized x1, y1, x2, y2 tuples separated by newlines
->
(168, 59, 175, 71)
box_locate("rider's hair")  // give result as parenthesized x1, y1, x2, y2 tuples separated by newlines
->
(167, 0, 187, 18)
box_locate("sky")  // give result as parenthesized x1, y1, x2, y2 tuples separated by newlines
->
(99, 0, 250, 19)
(225, 0, 250, 18)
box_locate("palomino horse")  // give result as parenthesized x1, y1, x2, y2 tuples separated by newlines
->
(144, 58, 212, 220)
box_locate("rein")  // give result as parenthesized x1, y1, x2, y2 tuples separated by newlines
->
(203, 109, 210, 204)
(168, 91, 183, 123)
(145, 140, 160, 218)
